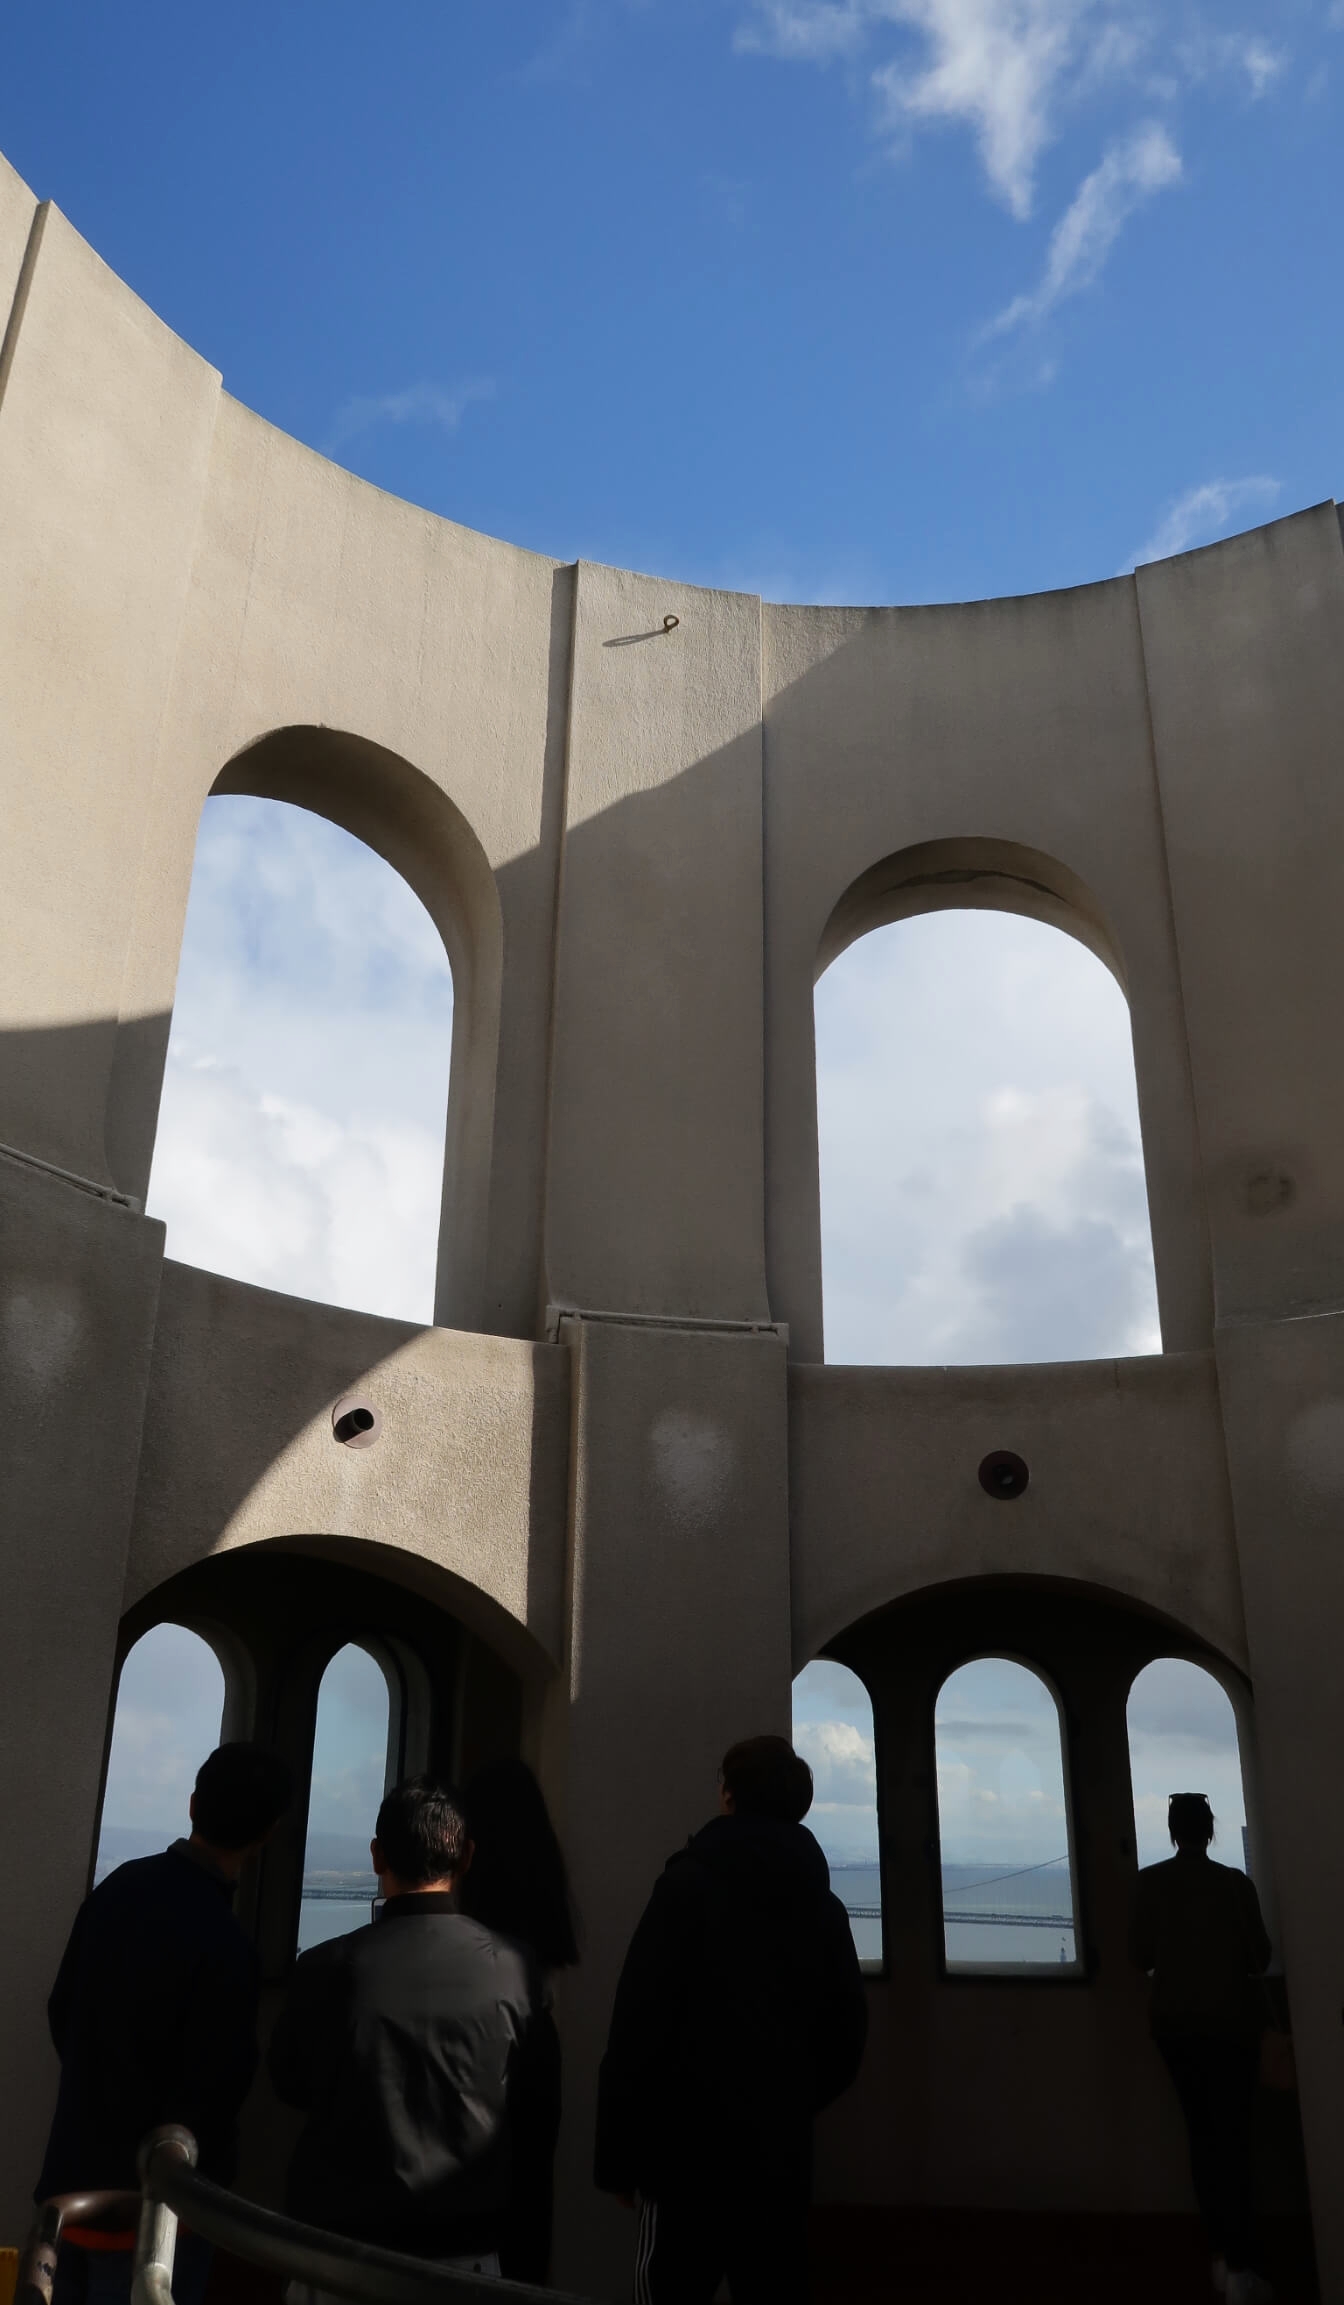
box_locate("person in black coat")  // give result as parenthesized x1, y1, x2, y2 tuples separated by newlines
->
(1130, 1792, 1274, 2305)
(457, 1758, 579, 2283)
(270, 1777, 552, 2284)
(37, 1742, 292, 2305)
(595, 1735, 868, 2305)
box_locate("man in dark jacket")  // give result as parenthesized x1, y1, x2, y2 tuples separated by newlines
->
(37, 1742, 293, 2305)
(270, 1777, 550, 2282)
(595, 1736, 868, 2305)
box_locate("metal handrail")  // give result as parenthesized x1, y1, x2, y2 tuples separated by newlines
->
(19, 2130, 596, 2305)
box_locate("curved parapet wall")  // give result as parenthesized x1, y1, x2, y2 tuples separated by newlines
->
(7, 139, 1344, 2290)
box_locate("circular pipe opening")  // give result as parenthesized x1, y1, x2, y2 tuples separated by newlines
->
(332, 1395, 382, 1449)
(978, 1449, 1028, 1500)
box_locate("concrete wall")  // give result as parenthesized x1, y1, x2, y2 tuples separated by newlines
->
(2, 145, 1343, 2291)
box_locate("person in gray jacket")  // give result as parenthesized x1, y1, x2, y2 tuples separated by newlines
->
(271, 1778, 550, 2283)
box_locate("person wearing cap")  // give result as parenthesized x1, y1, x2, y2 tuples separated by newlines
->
(1131, 1791, 1274, 2305)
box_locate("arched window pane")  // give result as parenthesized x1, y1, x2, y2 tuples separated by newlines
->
(935, 1657, 1078, 1972)
(815, 910, 1159, 1364)
(96, 1624, 225, 1882)
(1127, 1658, 1248, 1875)
(793, 1660, 882, 1967)
(300, 1644, 392, 1951)
(148, 795, 453, 1323)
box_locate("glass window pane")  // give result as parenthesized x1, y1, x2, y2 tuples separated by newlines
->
(935, 1657, 1078, 1971)
(300, 1644, 391, 1951)
(793, 1660, 883, 1967)
(97, 1624, 226, 1882)
(815, 910, 1159, 1365)
(1127, 1658, 1248, 1874)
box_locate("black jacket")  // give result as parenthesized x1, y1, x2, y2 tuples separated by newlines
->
(1130, 1853, 1272, 2041)
(269, 1894, 549, 2257)
(594, 1813, 868, 2198)
(37, 1842, 259, 2199)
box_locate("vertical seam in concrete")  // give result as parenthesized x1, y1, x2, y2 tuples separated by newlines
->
(0, 199, 49, 415)
(1131, 571, 1218, 1355)
(534, 562, 581, 1335)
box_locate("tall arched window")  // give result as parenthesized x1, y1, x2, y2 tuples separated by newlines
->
(815, 910, 1159, 1363)
(934, 1657, 1078, 1972)
(96, 1624, 226, 1883)
(793, 1659, 882, 1966)
(1127, 1658, 1249, 1875)
(147, 795, 454, 1323)
(300, 1643, 395, 1951)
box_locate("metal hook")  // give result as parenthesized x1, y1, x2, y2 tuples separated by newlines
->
(662, 614, 680, 633)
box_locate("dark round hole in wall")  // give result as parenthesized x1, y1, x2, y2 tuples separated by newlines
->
(332, 1395, 381, 1449)
(978, 1449, 1029, 1500)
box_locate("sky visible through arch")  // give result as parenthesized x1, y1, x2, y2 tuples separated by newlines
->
(16, 0, 1310, 1883)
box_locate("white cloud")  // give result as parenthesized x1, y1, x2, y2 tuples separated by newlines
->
(873, 0, 1090, 219)
(985, 118, 1181, 334)
(736, 0, 871, 60)
(816, 910, 1161, 1366)
(1121, 473, 1281, 569)
(146, 797, 453, 1325)
(1178, 28, 1289, 97)
(327, 377, 494, 453)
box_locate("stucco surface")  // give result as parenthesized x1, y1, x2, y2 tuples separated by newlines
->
(790, 1351, 1246, 1669)
(128, 1261, 570, 1670)
(2, 145, 1343, 2289)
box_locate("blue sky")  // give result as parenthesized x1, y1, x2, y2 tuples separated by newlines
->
(23, 5, 1289, 1886)
(4, 2, 1339, 605)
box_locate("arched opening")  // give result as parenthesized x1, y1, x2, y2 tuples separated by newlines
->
(792, 1658, 882, 1967)
(146, 792, 454, 1324)
(95, 1623, 226, 1883)
(814, 893, 1159, 1364)
(1127, 1656, 1250, 1875)
(299, 1642, 395, 1950)
(934, 1655, 1079, 1973)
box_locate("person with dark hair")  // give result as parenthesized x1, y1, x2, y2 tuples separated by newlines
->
(36, 1741, 293, 2305)
(270, 1777, 550, 2288)
(458, 1758, 578, 2282)
(1131, 1792, 1274, 2305)
(595, 1735, 868, 2304)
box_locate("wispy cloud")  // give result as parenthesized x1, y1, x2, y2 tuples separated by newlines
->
(735, 0, 872, 61)
(984, 119, 1181, 334)
(326, 378, 494, 455)
(872, 0, 1091, 220)
(1178, 27, 1289, 97)
(1121, 473, 1281, 569)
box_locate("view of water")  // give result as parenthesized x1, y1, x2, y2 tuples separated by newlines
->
(832, 1857, 1078, 1970)
(298, 1894, 379, 1950)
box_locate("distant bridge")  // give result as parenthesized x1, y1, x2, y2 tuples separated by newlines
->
(846, 1905, 1073, 1929)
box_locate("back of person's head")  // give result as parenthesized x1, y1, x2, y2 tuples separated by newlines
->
(721, 1735, 814, 1824)
(193, 1744, 292, 1851)
(460, 1756, 579, 1969)
(1168, 1792, 1215, 1849)
(374, 1777, 468, 1886)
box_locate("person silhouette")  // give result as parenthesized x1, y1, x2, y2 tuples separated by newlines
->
(458, 1758, 578, 2282)
(1130, 1792, 1273, 2305)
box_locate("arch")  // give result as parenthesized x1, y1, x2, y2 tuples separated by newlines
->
(813, 872, 1159, 1367)
(792, 1656, 883, 1968)
(113, 725, 504, 1332)
(817, 835, 1128, 990)
(298, 1640, 394, 1949)
(1126, 1653, 1254, 1878)
(94, 1622, 227, 1883)
(934, 1652, 1080, 1973)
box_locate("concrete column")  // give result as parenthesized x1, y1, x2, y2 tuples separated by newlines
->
(542, 565, 769, 1325)
(0, 1161, 163, 2234)
(541, 1316, 791, 2299)
(1216, 1312, 1344, 2301)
